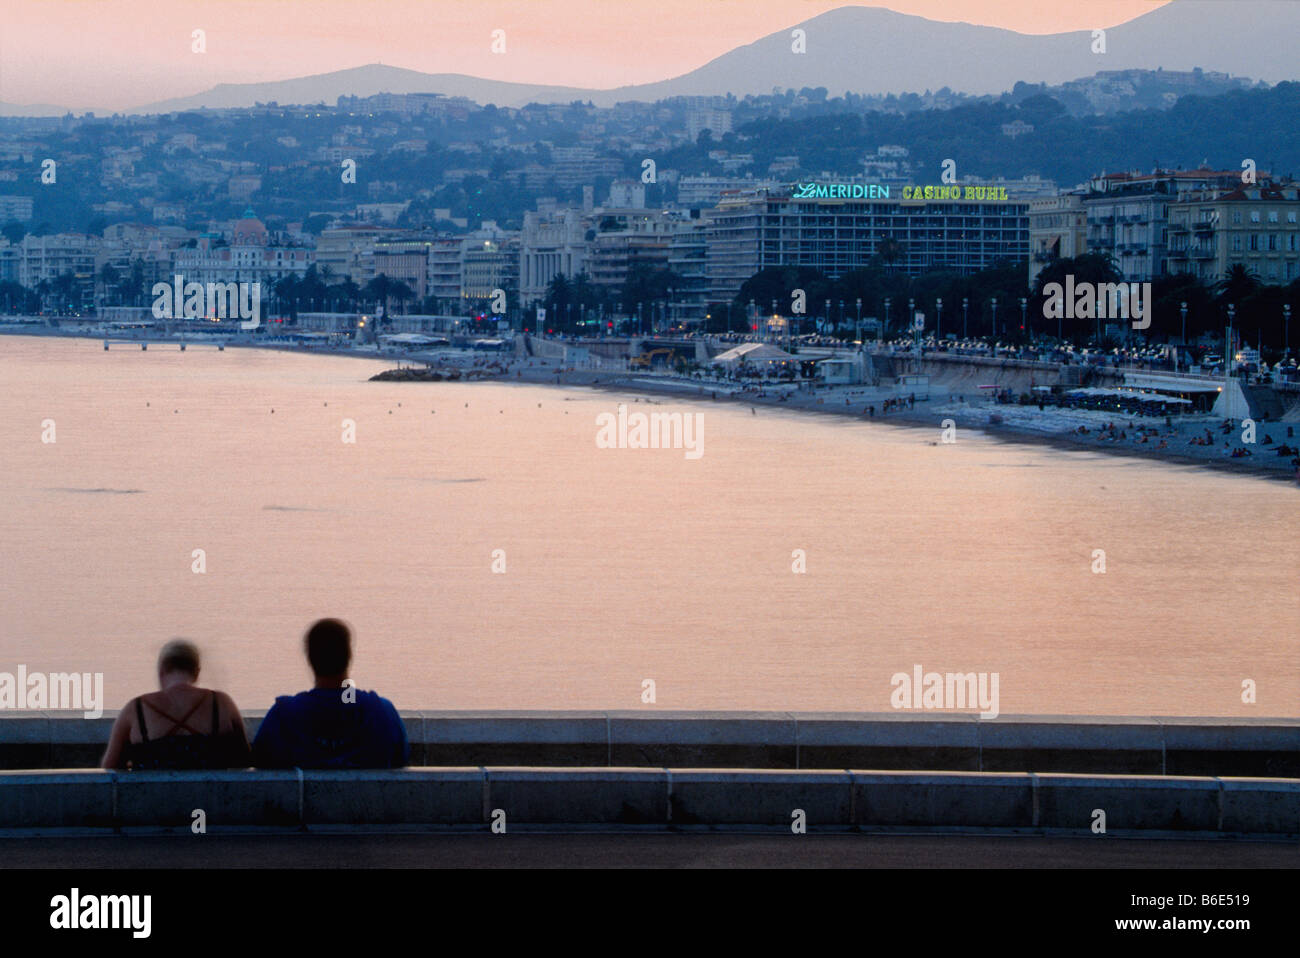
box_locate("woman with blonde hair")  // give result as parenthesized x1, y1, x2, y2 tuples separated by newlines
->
(102, 639, 250, 770)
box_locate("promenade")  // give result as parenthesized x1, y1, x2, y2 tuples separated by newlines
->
(4, 831, 1296, 869)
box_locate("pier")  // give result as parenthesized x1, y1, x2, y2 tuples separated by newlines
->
(103, 339, 227, 351)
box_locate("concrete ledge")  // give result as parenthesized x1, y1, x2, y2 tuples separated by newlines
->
(669, 770, 853, 826)
(2, 712, 1297, 777)
(486, 768, 667, 824)
(609, 711, 797, 768)
(1035, 774, 1220, 832)
(0, 768, 1295, 836)
(115, 770, 301, 828)
(1218, 778, 1300, 835)
(416, 712, 608, 767)
(0, 771, 115, 829)
(854, 772, 1033, 828)
(795, 713, 980, 770)
(977, 717, 1166, 775)
(304, 768, 482, 825)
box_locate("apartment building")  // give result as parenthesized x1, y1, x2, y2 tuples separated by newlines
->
(460, 224, 520, 302)
(1166, 183, 1300, 285)
(1080, 169, 1241, 281)
(519, 208, 590, 303)
(427, 237, 464, 307)
(584, 209, 676, 297)
(1028, 191, 1088, 286)
(18, 233, 100, 307)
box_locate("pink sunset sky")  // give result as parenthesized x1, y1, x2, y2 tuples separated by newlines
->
(2, 0, 1170, 111)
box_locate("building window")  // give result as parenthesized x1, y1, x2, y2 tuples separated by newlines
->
(1250, 211, 1260, 223)
(1250, 234, 1260, 251)
(1268, 211, 1279, 223)
(1232, 211, 1242, 224)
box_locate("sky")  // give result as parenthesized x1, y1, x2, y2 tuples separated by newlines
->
(1, 0, 1172, 111)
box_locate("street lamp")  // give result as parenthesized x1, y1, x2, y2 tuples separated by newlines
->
(855, 298, 862, 345)
(962, 297, 969, 340)
(991, 297, 998, 339)
(1180, 301, 1188, 369)
(883, 297, 891, 340)
(936, 297, 943, 342)
(748, 299, 755, 339)
(1019, 297, 1028, 341)
(1226, 303, 1237, 419)
(1284, 303, 1292, 357)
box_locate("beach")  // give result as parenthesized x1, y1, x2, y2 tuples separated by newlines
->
(477, 351, 1300, 484)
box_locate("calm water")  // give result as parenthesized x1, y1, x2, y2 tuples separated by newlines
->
(1, 336, 1296, 716)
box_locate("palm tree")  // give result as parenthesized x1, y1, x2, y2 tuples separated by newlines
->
(338, 278, 361, 312)
(128, 258, 146, 307)
(1215, 264, 1261, 306)
(274, 275, 300, 320)
(388, 280, 415, 315)
(51, 272, 78, 314)
(876, 237, 904, 269)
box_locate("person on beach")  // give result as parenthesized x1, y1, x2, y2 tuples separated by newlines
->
(102, 639, 250, 770)
(252, 618, 408, 769)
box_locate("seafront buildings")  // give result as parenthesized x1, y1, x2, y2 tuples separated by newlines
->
(2, 88, 1298, 327)
(1028, 169, 1300, 288)
(11, 173, 1300, 327)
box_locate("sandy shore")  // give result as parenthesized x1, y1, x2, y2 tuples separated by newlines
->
(492, 355, 1300, 484)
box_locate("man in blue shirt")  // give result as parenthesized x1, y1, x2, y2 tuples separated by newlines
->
(253, 618, 409, 769)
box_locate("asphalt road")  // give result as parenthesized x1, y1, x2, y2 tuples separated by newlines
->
(2, 831, 1296, 868)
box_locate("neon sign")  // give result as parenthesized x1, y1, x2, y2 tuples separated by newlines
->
(902, 185, 1010, 201)
(792, 183, 890, 199)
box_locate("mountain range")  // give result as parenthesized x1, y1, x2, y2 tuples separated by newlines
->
(3, 2, 1297, 116)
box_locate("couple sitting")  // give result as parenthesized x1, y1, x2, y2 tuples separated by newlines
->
(101, 618, 408, 770)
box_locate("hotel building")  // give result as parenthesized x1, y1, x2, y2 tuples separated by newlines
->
(704, 185, 1030, 303)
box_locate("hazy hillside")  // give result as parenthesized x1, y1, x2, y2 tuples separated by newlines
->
(124, 1, 1300, 113)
